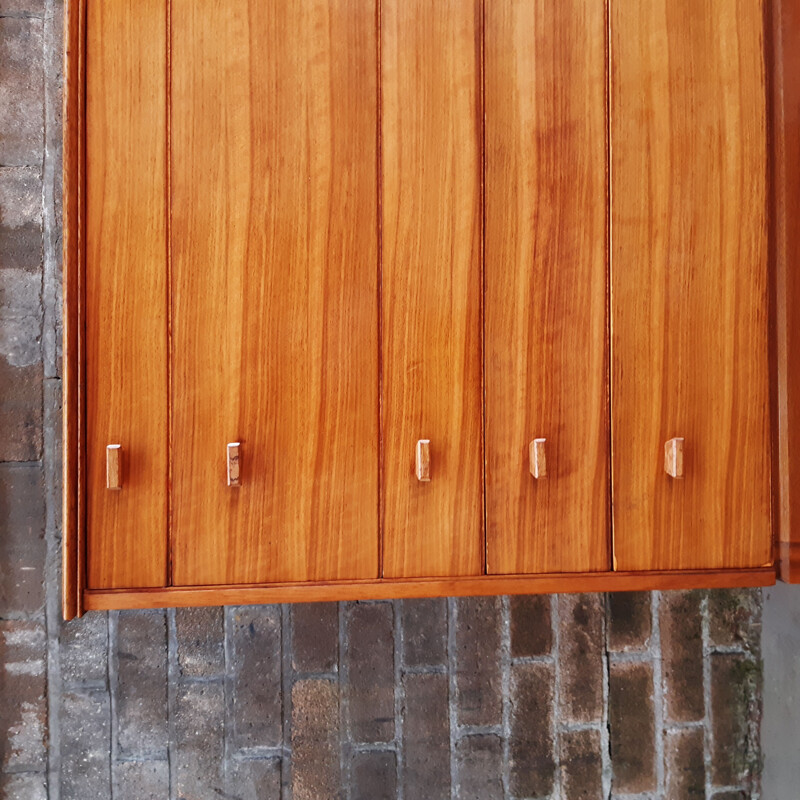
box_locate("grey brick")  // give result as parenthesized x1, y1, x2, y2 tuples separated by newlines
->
(174, 681, 224, 800)
(510, 594, 552, 657)
(292, 679, 341, 800)
(174, 606, 224, 679)
(558, 594, 605, 723)
(455, 596, 502, 727)
(0, 359, 43, 462)
(231, 605, 282, 749)
(226, 758, 282, 800)
(351, 750, 397, 800)
(0, 619, 46, 771)
(113, 760, 169, 800)
(0, 0, 46, 14)
(0, 773, 47, 800)
(455, 734, 503, 800)
(607, 591, 652, 652)
(509, 662, 555, 798)
(60, 689, 111, 800)
(402, 672, 450, 800)
(0, 463, 45, 615)
(0, 167, 42, 273)
(0, 18, 44, 166)
(1, 265, 42, 369)
(402, 597, 447, 667)
(346, 602, 394, 743)
(60, 611, 108, 686)
(115, 610, 168, 759)
(292, 602, 338, 673)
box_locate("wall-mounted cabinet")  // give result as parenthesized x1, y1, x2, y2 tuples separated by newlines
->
(63, 0, 785, 619)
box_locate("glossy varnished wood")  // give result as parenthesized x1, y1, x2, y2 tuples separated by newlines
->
(485, 0, 609, 575)
(611, 0, 772, 570)
(773, 0, 800, 582)
(381, 0, 483, 578)
(83, 566, 776, 611)
(62, 0, 85, 618)
(85, 0, 168, 588)
(170, 0, 379, 585)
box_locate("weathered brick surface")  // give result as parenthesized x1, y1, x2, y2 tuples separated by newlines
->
(711, 792, 747, 800)
(60, 611, 108, 686)
(60, 689, 111, 800)
(0, 167, 42, 273)
(455, 734, 504, 800)
(292, 602, 338, 673)
(402, 597, 447, 667)
(174, 606, 224, 679)
(226, 757, 282, 800)
(661, 590, 705, 722)
(711, 653, 761, 788)
(510, 594, 552, 657)
(174, 681, 225, 800)
(0, 772, 46, 800)
(0, 359, 43, 462)
(0, 463, 45, 615)
(402, 672, 450, 800)
(346, 602, 394, 743)
(0, 0, 46, 13)
(608, 661, 656, 794)
(292, 679, 341, 800)
(709, 588, 761, 651)
(558, 593, 604, 723)
(351, 750, 397, 800)
(231, 605, 282, 749)
(0, 619, 46, 772)
(665, 728, 705, 800)
(0, 17, 44, 166)
(607, 591, 651, 651)
(509, 662, 556, 798)
(559, 729, 603, 800)
(112, 760, 169, 800)
(115, 610, 168, 759)
(455, 596, 502, 727)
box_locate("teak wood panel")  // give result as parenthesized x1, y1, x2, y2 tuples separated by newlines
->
(611, 0, 772, 571)
(85, 0, 168, 588)
(381, 0, 483, 578)
(170, 0, 379, 585)
(484, 0, 609, 575)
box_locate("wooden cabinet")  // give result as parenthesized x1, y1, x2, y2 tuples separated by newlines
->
(63, 0, 781, 618)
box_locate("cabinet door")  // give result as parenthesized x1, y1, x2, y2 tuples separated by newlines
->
(485, 0, 609, 575)
(611, 0, 771, 570)
(382, 0, 483, 578)
(85, 0, 168, 588)
(170, 0, 379, 585)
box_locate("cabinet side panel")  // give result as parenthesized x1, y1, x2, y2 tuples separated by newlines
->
(85, 0, 168, 588)
(170, 0, 379, 585)
(484, 0, 609, 574)
(611, 0, 771, 570)
(381, 0, 483, 578)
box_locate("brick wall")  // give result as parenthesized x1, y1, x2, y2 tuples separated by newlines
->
(0, 1, 765, 798)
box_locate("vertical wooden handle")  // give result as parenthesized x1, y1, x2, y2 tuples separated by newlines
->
(416, 439, 431, 482)
(106, 444, 122, 490)
(227, 442, 241, 487)
(664, 437, 685, 478)
(529, 438, 547, 479)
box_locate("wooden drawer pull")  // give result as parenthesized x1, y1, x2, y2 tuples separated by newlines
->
(416, 439, 431, 482)
(106, 444, 122, 490)
(664, 437, 685, 478)
(227, 442, 241, 487)
(529, 438, 547, 479)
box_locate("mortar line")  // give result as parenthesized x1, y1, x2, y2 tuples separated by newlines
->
(108, 611, 119, 799)
(552, 594, 562, 798)
(280, 603, 293, 800)
(166, 608, 178, 800)
(340, 602, 350, 800)
(701, 593, 713, 799)
(602, 594, 612, 800)
(500, 594, 511, 800)
(394, 599, 405, 800)
(223, 606, 233, 791)
(652, 591, 665, 797)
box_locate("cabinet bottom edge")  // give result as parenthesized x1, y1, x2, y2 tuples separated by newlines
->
(81, 567, 777, 611)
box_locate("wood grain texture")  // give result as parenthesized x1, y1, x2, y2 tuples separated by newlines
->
(170, 0, 379, 585)
(85, 0, 168, 588)
(484, 0, 609, 575)
(381, 0, 483, 578)
(83, 566, 776, 611)
(62, 0, 85, 618)
(774, 0, 800, 582)
(611, 0, 772, 571)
